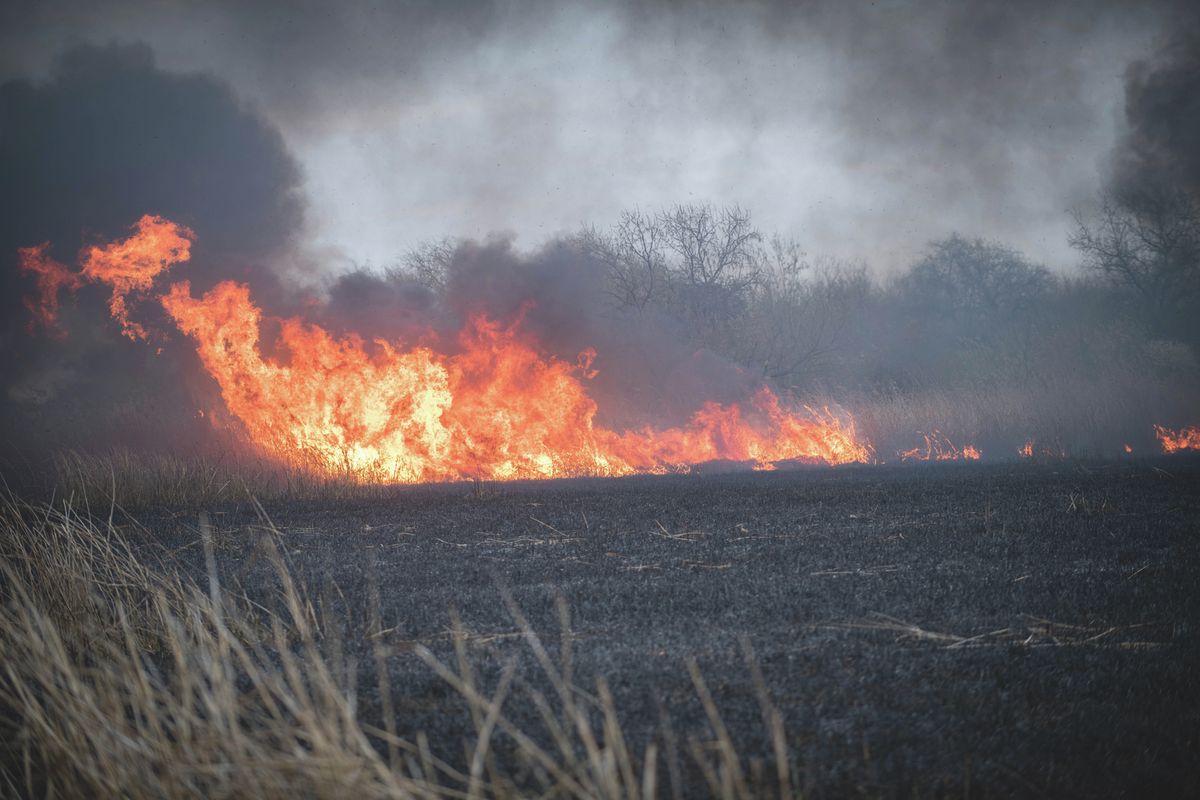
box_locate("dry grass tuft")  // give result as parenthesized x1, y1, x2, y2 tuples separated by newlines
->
(0, 491, 794, 798)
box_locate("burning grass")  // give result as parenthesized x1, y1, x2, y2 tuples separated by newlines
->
(36, 422, 1200, 512)
(19, 215, 875, 483)
(1154, 424, 1200, 453)
(0, 491, 794, 799)
(14, 214, 1200, 487)
(897, 430, 981, 461)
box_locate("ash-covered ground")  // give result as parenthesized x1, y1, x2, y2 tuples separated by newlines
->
(133, 459, 1200, 796)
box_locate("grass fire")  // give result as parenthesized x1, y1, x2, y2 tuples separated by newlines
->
(2, 2, 1199, 797)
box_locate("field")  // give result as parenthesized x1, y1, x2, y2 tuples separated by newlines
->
(4, 457, 1200, 797)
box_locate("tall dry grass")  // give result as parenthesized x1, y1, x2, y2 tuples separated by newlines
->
(0, 492, 793, 798)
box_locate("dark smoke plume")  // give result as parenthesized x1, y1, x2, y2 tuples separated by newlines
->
(0, 43, 306, 458)
(1113, 23, 1200, 198)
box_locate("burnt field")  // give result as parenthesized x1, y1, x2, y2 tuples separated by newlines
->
(118, 458, 1200, 797)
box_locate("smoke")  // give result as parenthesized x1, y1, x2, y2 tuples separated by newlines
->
(1112, 19, 1200, 198)
(319, 268, 437, 345)
(0, 43, 306, 457)
(1, 4, 1199, 469)
(0, 1, 1177, 270)
(433, 238, 759, 424)
(316, 235, 757, 428)
(0, 38, 768, 462)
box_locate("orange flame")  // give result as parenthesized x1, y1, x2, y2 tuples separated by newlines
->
(607, 390, 871, 472)
(17, 243, 83, 336)
(1154, 424, 1200, 453)
(898, 431, 981, 461)
(81, 214, 195, 340)
(160, 279, 872, 481)
(20, 214, 872, 482)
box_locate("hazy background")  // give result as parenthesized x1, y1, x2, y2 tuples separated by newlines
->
(0, 0, 1183, 273)
(1, 0, 1197, 469)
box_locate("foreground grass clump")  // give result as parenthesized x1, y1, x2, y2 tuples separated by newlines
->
(0, 493, 791, 799)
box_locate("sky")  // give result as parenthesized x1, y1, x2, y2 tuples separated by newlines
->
(0, 0, 1185, 273)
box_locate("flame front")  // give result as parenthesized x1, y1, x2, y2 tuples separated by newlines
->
(159, 279, 871, 481)
(43, 215, 1200, 478)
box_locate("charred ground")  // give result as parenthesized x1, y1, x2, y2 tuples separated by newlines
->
(125, 458, 1200, 797)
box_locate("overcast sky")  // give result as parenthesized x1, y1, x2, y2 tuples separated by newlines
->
(1, 0, 1182, 273)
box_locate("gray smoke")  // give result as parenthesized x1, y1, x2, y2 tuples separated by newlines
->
(0, 1, 1179, 270)
(316, 236, 756, 428)
(0, 43, 306, 458)
(1113, 19, 1200, 198)
(1, 3, 1198, 469)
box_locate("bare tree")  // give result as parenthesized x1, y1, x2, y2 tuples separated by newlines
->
(582, 204, 872, 382)
(897, 234, 1052, 326)
(660, 203, 761, 290)
(1070, 188, 1200, 343)
(577, 209, 665, 310)
(743, 250, 870, 384)
(399, 236, 460, 293)
(580, 203, 765, 354)
(654, 203, 762, 351)
(888, 235, 1054, 388)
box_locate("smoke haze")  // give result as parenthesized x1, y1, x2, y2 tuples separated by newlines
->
(1, 0, 1198, 469)
(1, 0, 1185, 269)
(1114, 20, 1200, 198)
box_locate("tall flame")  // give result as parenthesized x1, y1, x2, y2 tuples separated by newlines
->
(18, 214, 878, 481)
(161, 280, 872, 481)
(80, 214, 195, 340)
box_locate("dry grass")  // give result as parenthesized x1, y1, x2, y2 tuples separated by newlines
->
(49, 448, 404, 509)
(0, 491, 794, 799)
